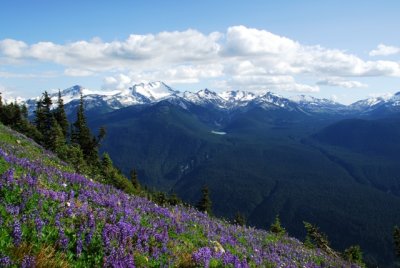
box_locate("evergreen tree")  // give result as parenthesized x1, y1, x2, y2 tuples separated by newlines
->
(129, 168, 140, 189)
(234, 211, 246, 226)
(54, 90, 69, 139)
(154, 191, 168, 206)
(49, 117, 65, 152)
(34, 98, 45, 133)
(20, 104, 28, 119)
(343, 245, 365, 267)
(101, 152, 114, 182)
(167, 192, 181, 206)
(34, 91, 54, 148)
(270, 215, 286, 235)
(303, 221, 337, 257)
(71, 94, 98, 165)
(196, 185, 212, 215)
(394, 226, 400, 258)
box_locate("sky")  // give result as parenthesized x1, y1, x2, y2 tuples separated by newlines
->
(0, 0, 400, 104)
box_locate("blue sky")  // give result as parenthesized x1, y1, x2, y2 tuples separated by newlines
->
(1, 0, 400, 103)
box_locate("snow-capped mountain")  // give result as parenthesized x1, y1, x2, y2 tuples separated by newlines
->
(183, 89, 226, 108)
(349, 92, 400, 115)
(219, 90, 256, 108)
(249, 92, 297, 110)
(289, 95, 346, 114)
(22, 81, 400, 117)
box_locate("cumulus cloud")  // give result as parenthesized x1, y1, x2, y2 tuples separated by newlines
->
(0, 29, 221, 70)
(317, 77, 368, 88)
(1, 26, 400, 93)
(369, 44, 400, 56)
(102, 64, 224, 90)
(218, 75, 319, 93)
(64, 68, 94, 77)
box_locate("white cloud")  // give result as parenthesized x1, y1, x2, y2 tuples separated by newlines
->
(369, 44, 400, 56)
(103, 74, 133, 90)
(1, 26, 400, 93)
(0, 71, 58, 79)
(64, 68, 94, 77)
(222, 26, 400, 77)
(222, 25, 299, 56)
(317, 77, 368, 88)
(102, 64, 224, 90)
(218, 75, 319, 93)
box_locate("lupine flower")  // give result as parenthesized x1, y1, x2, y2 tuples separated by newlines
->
(0, 255, 12, 267)
(0, 130, 362, 268)
(21, 255, 35, 268)
(35, 215, 44, 237)
(58, 229, 69, 251)
(12, 219, 22, 246)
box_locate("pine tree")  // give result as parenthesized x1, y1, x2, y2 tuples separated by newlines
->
(343, 245, 365, 267)
(270, 215, 286, 235)
(394, 226, 400, 258)
(196, 185, 212, 215)
(71, 94, 98, 165)
(129, 169, 140, 189)
(20, 104, 28, 119)
(49, 117, 65, 152)
(101, 152, 114, 182)
(34, 98, 45, 132)
(234, 211, 246, 226)
(303, 221, 337, 257)
(34, 91, 54, 148)
(54, 90, 69, 139)
(168, 192, 180, 206)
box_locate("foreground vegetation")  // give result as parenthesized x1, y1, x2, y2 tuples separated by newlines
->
(0, 123, 363, 267)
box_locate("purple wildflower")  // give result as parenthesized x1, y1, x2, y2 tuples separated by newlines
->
(21, 255, 36, 268)
(0, 255, 12, 267)
(12, 219, 22, 246)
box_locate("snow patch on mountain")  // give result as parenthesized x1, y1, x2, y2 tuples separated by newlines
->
(131, 81, 179, 101)
(22, 81, 400, 116)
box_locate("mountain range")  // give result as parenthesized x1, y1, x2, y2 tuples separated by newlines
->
(21, 81, 400, 117)
(20, 82, 400, 266)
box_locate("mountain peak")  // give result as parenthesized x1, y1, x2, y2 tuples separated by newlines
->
(62, 85, 84, 96)
(130, 81, 179, 101)
(219, 90, 256, 102)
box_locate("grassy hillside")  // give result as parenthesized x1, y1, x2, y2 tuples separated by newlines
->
(0, 123, 359, 267)
(88, 104, 400, 266)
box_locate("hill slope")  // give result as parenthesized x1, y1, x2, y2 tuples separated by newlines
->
(0, 124, 358, 267)
(88, 102, 400, 266)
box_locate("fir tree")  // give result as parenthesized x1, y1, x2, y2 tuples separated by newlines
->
(34, 91, 54, 148)
(394, 226, 400, 258)
(343, 245, 365, 267)
(101, 152, 114, 182)
(196, 185, 212, 215)
(20, 104, 28, 119)
(167, 192, 181, 206)
(234, 211, 246, 226)
(71, 94, 98, 165)
(270, 215, 286, 235)
(303, 221, 337, 257)
(34, 98, 45, 133)
(129, 169, 140, 189)
(49, 117, 65, 152)
(54, 90, 69, 139)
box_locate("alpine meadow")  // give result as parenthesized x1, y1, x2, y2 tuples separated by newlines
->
(1, 1, 400, 267)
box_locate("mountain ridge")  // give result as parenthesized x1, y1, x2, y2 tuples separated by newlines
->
(19, 82, 400, 118)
